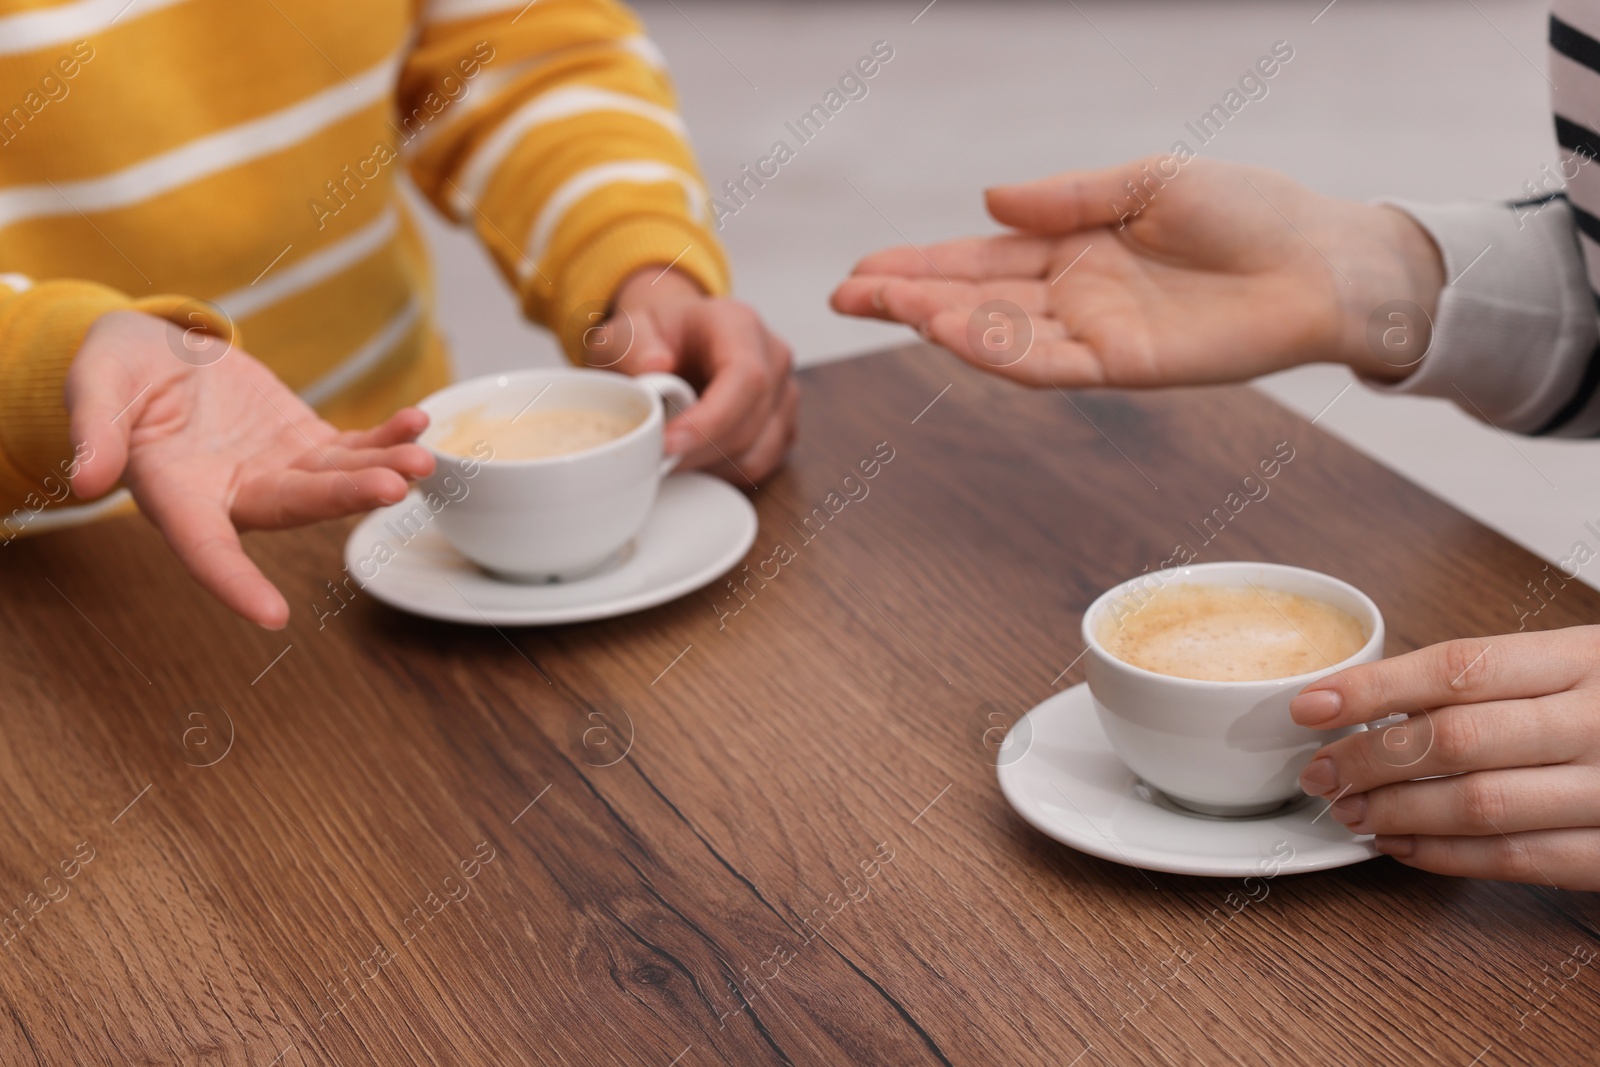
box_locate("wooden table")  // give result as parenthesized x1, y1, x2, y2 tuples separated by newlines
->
(4, 345, 1599, 1066)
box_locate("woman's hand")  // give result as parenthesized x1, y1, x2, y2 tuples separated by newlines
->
(830, 156, 1445, 388)
(591, 267, 797, 484)
(1292, 627, 1600, 890)
(66, 309, 434, 630)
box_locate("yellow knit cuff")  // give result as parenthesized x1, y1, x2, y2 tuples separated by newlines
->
(0, 284, 230, 500)
(542, 216, 730, 362)
(0, 281, 132, 495)
(130, 295, 241, 351)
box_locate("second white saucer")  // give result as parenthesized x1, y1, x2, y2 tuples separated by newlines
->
(996, 683, 1380, 878)
(344, 472, 757, 626)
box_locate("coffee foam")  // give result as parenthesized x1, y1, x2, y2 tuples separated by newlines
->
(1097, 583, 1366, 682)
(435, 405, 640, 461)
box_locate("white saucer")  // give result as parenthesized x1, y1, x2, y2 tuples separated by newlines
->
(343, 472, 757, 626)
(996, 683, 1380, 878)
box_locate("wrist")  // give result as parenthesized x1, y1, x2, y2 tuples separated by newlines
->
(613, 265, 707, 314)
(81, 310, 192, 384)
(1331, 204, 1445, 382)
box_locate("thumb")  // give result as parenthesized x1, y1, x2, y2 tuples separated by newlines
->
(609, 309, 676, 376)
(63, 353, 144, 500)
(986, 155, 1174, 234)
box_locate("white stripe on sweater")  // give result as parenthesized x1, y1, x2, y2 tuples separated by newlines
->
(0, 0, 191, 56)
(214, 207, 399, 321)
(517, 160, 705, 281)
(1551, 52, 1600, 130)
(404, 36, 666, 160)
(0, 49, 402, 231)
(299, 298, 424, 407)
(423, 0, 532, 21)
(406, 34, 668, 168)
(449, 86, 686, 216)
(619, 36, 667, 70)
(7, 488, 131, 534)
(401, 54, 543, 157)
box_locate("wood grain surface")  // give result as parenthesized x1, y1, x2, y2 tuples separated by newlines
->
(1, 344, 1598, 1066)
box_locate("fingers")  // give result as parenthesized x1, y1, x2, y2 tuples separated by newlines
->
(748, 376, 801, 479)
(986, 156, 1175, 233)
(1291, 629, 1600, 729)
(335, 407, 430, 450)
(831, 275, 905, 321)
(831, 275, 957, 324)
(1373, 828, 1600, 891)
(831, 275, 969, 324)
(834, 274, 1109, 389)
(608, 309, 674, 375)
(832, 236, 1081, 328)
(326, 410, 435, 482)
(922, 309, 1108, 388)
(1299, 694, 1591, 799)
(605, 294, 794, 483)
(669, 303, 786, 463)
(304, 442, 434, 481)
(232, 466, 412, 530)
(833, 275, 1047, 328)
(700, 376, 799, 484)
(847, 234, 1059, 282)
(1332, 765, 1600, 836)
(141, 487, 289, 629)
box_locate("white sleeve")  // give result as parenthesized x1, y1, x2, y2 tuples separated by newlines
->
(1372, 197, 1599, 435)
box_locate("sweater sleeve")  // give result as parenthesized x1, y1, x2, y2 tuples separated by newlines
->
(1373, 196, 1599, 435)
(398, 0, 729, 362)
(0, 277, 234, 522)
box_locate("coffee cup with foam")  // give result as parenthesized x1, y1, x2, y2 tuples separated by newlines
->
(415, 368, 696, 581)
(1082, 561, 1384, 817)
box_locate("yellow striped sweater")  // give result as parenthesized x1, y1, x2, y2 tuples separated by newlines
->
(0, 0, 728, 528)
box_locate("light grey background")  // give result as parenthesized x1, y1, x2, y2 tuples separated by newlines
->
(412, 0, 1594, 585)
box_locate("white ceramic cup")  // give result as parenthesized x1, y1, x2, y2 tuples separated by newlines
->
(1081, 561, 1384, 817)
(415, 368, 696, 581)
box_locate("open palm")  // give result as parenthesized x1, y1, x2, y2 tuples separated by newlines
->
(66, 310, 433, 628)
(831, 157, 1440, 388)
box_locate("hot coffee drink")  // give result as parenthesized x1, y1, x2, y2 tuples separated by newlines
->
(435, 406, 640, 461)
(1084, 564, 1383, 815)
(1097, 583, 1366, 682)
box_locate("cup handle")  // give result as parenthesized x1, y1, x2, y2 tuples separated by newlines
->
(635, 372, 698, 477)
